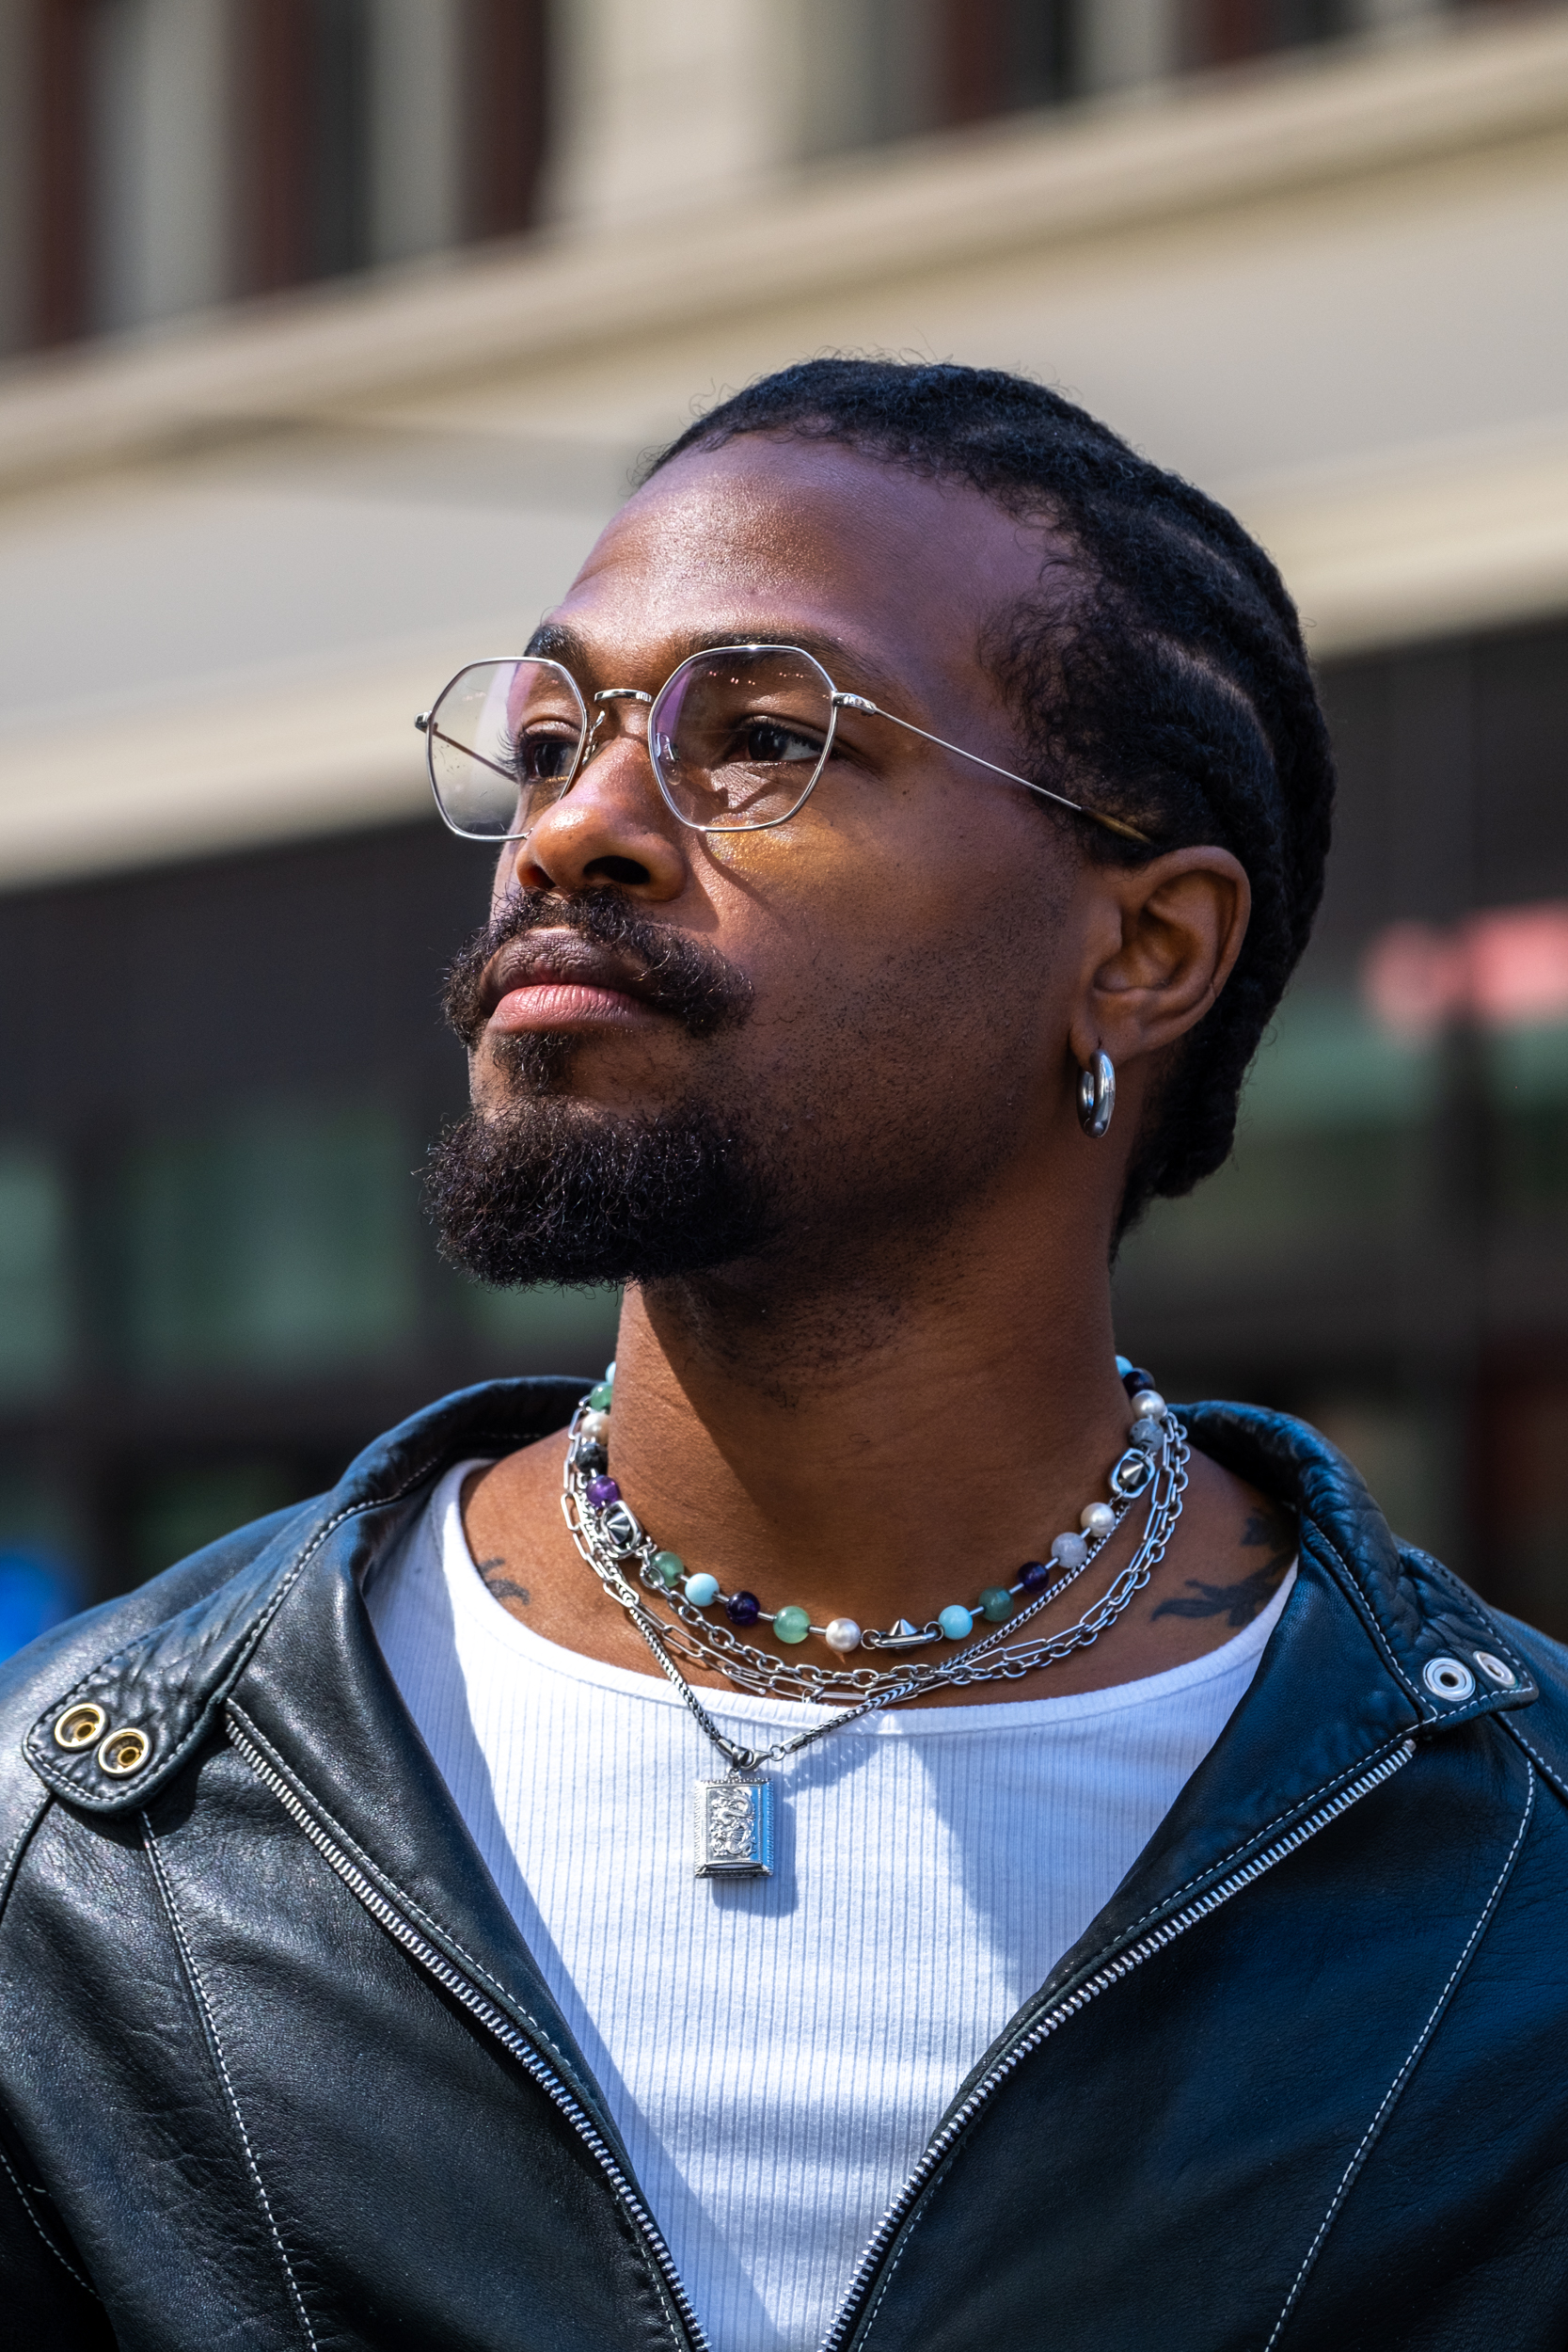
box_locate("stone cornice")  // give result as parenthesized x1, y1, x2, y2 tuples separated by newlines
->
(0, 12, 1564, 500)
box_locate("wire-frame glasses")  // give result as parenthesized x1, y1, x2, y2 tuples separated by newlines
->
(416, 643, 1151, 847)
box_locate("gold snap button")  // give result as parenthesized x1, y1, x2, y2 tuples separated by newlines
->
(53, 1703, 108, 1752)
(97, 1726, 152, 1776)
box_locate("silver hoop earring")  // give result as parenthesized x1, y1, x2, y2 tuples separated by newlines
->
(1078, 1050, 1116, 1139)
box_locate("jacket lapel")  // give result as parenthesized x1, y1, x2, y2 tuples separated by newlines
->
(986, 1398, 1539, 2043)
(222, 1376, 629, 2152)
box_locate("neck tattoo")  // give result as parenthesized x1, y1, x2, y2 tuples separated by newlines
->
(560, 1360, 1189, 1881)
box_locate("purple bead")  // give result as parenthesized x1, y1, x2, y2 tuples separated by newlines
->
(725, 1591, 762, 1628)
(586, 1476, 621, 1508)
(1019, 1561, 1050, 1594)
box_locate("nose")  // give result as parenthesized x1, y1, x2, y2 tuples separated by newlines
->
(508, 704, 689, 901)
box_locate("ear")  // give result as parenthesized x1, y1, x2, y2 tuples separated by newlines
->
(1067, 847, 1251, 1073)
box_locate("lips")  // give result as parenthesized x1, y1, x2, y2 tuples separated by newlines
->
(480, 933, 662, 1034)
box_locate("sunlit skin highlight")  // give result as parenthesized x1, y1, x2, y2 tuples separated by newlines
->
(459, 437, 1283, 1705)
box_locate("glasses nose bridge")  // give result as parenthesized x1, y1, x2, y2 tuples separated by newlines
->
(580, 684, 655, 771)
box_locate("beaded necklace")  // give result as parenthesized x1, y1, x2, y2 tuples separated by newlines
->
(557, 1360, 1190, 1879)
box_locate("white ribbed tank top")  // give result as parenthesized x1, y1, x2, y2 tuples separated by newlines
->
(367, 1461, 1292, 2352)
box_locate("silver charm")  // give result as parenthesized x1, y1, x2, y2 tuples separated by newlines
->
(694, 1774, 773, 1878)
(868, 1617, 940, 1650)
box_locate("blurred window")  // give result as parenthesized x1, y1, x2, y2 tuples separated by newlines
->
(14, 0, 549, 350)
(0, 1141, 71, 1403)
(105, 1098, 421, 1380)
(937, 0, 1075, 122)
(124, 1458, 308, 1586)
(1181, 0, 1353, 71)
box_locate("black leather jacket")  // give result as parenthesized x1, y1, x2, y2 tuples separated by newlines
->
(4, 1378, 1568, 2350)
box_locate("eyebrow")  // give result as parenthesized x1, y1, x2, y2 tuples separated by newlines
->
(522, 620, 908, 707)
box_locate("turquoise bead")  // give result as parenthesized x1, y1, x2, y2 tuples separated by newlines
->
(939, 1604, 974, 1642)
(979, 1586, 1013, 1623)
(684, 1572, 720, 1608)
(774, 1605, 811, 1645)
(588, 1381, 614, 1411)
(652, 1550, 685, 1587)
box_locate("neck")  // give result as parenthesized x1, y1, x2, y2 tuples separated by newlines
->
(601, 1187, 1135, 1636)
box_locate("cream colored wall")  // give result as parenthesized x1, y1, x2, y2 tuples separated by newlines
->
(0, 8, 1562, 888)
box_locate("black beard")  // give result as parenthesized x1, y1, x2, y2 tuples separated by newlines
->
(425, 889, 770, 1286)
(424, 1096, 779, 1287)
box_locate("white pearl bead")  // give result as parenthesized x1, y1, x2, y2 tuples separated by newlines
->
(1051, 1533, 1089, 1569)
(1080, 1502, 1116, 1538)
(1131, 1390, 1165, 1421)
(824, 1616, 862, 1654)
(579, 1410, 610, 1444)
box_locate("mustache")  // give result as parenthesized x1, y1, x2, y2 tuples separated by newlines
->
(441, 887, 754, 1050)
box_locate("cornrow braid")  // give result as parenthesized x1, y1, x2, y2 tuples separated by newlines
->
(644, 358, 1335, 1244)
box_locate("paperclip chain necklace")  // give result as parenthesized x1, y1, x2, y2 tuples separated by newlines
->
(558, 1371, 1191, 1879)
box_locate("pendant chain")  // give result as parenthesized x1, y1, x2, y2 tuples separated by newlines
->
(560, 1410, 1191, 1772)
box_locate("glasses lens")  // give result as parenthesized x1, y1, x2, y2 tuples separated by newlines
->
(649, 647, 834, 831)
(426, 659, 586, 839)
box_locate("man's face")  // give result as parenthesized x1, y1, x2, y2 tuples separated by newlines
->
(430, 437, 1094, 1293)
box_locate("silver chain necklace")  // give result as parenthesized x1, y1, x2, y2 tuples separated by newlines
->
(559, 1400, 1191, 1879)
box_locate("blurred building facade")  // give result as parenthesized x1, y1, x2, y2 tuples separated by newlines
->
(0, 0, 1565, 1632)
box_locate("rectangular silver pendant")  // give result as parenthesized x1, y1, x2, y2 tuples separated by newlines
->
(693, 1775, 773, 1878)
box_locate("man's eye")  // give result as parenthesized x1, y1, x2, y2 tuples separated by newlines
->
(738, 719, 822, 766)
(516, 732, 578, 783)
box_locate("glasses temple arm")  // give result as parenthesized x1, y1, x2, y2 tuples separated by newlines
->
(423, 723, 531, 790)
(835, 695, 1151, 848)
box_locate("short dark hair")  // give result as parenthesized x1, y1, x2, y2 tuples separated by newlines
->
(645, 358, 1335, 1242)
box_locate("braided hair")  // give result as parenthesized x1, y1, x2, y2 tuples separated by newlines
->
(644, 358, 1335, 1244)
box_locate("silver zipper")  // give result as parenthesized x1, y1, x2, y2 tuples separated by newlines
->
(226, 1715, 709, 2352)
(818, 1734, 1418, 2352)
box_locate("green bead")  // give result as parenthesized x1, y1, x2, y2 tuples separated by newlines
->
(588, 1382, 614, 1411)
(652, 1550, 685, 1587)
(774, 1605, 811, 1645)
(979, 1586, 1014, 1623)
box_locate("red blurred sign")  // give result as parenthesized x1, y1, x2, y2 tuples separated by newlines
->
(1362, 903, 1568, 1039)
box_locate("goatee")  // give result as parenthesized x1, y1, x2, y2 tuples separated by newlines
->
(424, 889, 772, 1287)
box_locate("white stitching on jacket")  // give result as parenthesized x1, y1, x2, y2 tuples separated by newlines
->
(1058, 1735, 1416, 1969)
(1299, 1525, 1427, 1704)
(1261, 1760, 1536, 2351)
(0, 1785, 50, 1921)
(1502, 1723, 1568, 1808)
(847, 1740, 1418, 2352)
(0, 2135, 102, 2299)
(142, 1815, 320, 2351)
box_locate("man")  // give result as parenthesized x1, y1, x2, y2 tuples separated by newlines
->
(1, 359, 1564, 2350)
